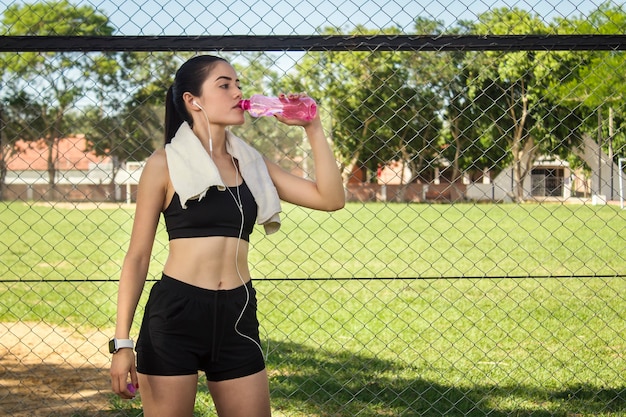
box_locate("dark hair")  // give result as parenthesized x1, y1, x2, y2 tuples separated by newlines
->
(164, 55, 228, 144)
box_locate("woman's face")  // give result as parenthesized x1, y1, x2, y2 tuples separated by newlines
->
(195, 61, 245, 126)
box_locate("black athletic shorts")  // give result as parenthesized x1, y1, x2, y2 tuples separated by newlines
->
(135, 274, 265, 381)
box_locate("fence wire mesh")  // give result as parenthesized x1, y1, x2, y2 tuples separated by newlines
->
(0, 0, 625, 416)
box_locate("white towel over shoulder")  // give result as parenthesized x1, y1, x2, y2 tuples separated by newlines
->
(165, 122, 281, 234)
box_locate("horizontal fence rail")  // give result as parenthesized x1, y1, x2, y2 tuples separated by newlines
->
(2, 34, 626, 51)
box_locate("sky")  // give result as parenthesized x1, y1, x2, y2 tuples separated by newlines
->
(0, 0, 611, 102)
(98, 0, 601, 35)
(1, 0, 605, 35)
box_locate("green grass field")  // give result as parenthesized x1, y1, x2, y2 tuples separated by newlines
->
(1, 201, 625, 282)
(1, 201, 625, 416)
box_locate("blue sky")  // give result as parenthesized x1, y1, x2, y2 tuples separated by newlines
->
(1, 0, 604, 35)
(98, 0, 600, 35)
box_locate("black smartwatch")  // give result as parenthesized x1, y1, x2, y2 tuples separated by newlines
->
(108, 338, 134, 354)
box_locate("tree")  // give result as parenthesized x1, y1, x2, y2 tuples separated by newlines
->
(407, 18, 494, 196)
(74, 52, 183, 200)
(553, 2, 626, 179)
(465, 8, 575, 202)
(293, 25, 441, 187)
(0, 91, 50, 199)
(1, 0, 118, 197)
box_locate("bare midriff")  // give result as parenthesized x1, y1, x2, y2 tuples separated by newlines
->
(163, 236, 251, 290)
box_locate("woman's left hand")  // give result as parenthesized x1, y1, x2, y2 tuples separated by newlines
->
(274, 92, 320, 127)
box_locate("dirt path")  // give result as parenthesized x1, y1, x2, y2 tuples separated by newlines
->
(0, 321, 117, 416)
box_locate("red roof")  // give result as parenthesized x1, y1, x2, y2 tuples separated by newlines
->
(7, 136, 109, 171)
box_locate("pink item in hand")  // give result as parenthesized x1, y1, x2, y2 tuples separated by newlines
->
(239, 94, 317, 121)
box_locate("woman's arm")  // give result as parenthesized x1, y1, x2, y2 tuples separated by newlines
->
(267, 113, 345, 211)
(110, 150, 168, 398)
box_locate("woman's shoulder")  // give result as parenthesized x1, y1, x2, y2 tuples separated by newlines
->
(149, 147, 167, 161)
(139, 148, 169, 185)
(143, 148, 168, 170)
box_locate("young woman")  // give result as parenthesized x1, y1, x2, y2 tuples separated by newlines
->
(109, 55, 345, 417)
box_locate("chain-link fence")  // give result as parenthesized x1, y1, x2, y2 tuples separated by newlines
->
(1, 1, 625, 416)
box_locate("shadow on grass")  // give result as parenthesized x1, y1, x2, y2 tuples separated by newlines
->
(550, 383, 626, 414)
(208, 339, 625, 417)
(3, 342, 622, 416)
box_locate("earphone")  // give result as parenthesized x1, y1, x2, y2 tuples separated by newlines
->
(194, 97, 267, 360)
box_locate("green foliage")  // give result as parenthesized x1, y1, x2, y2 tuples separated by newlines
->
(286, 25, 441, 181)
(462, 8, 594, 201)
(2, 0, 111, 36)
(76, 52, 179, 164)
(2, 2, 626, 193)
(2, 0, 114, 72)
(1, 0, 120, 188)
(551, 3, 626, 167)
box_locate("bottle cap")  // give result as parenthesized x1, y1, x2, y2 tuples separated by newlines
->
(238, 99, 250, 110)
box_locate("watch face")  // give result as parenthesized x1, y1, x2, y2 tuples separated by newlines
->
(108, 339, 116, 353)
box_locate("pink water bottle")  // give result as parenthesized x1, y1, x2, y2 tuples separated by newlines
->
(239, 94, 317, 121)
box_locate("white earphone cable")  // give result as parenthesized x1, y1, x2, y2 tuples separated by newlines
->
(195, 100, 266, 360)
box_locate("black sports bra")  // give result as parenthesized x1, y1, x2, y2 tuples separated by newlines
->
(163, 181, 258, 241)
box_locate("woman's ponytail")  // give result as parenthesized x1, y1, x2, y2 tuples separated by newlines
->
(164, 85, 184, 144)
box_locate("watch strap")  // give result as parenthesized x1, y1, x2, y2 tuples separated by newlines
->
(109, 338, 134, 353)
(116, 339, 134, 350)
